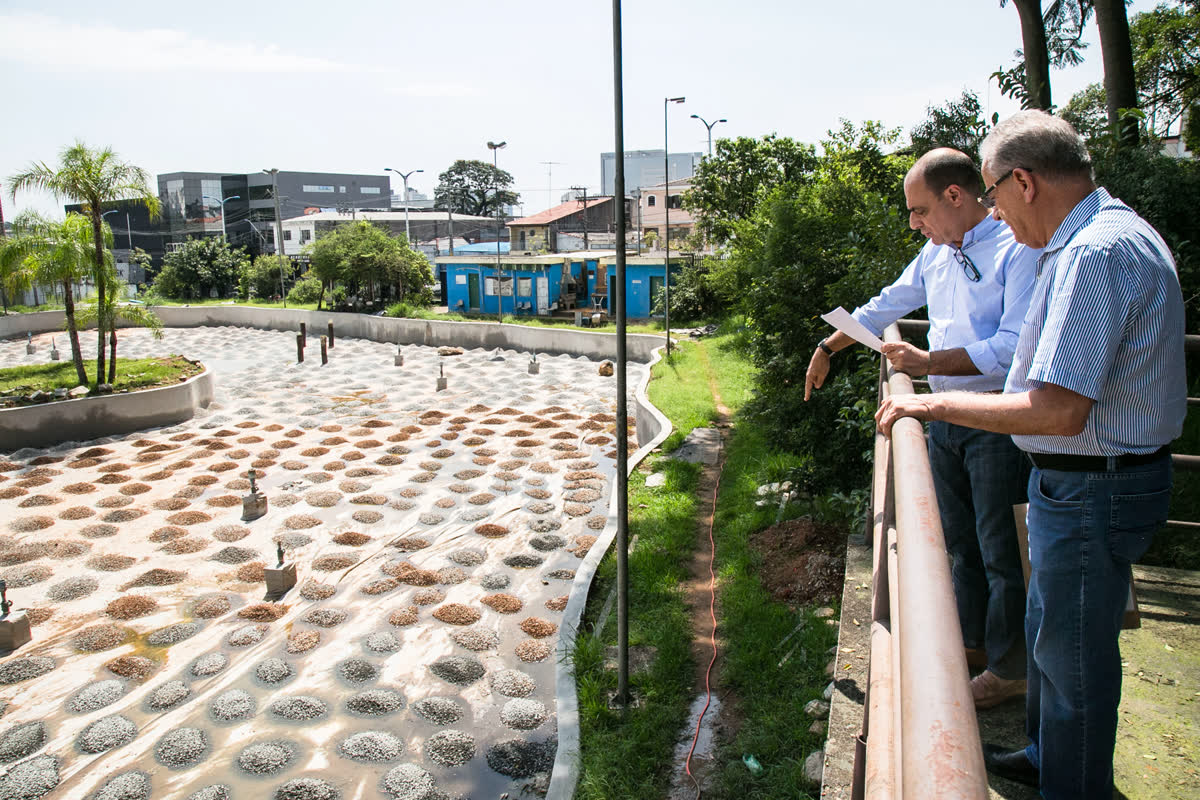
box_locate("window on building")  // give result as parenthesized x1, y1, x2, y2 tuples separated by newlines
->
(302, 185, 335, 193)
(360, 187, 381, 194)
(339, 186, 347, 193)
(301, 229, 312, 243)
(485, 277, 497, 296)
(283, 230, 293, 241)
(667, 194, 682, 209)
(647, 195, 656, 207)
(517, 277, 532, 297)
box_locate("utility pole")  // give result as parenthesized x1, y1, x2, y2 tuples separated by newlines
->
(487, 141, 507, 323)
(540, 161, 562, 211)
(263, 168, 287, 308)
(663, 96, 685, 355)
(570, 186, 590, 250)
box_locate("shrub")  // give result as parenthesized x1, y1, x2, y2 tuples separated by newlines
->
(286, 276, 324, 305)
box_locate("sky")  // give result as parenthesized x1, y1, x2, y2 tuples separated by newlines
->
(0, 0, 1163, 221)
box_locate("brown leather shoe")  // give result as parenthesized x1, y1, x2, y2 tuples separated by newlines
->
(971, 670, 1026, 709)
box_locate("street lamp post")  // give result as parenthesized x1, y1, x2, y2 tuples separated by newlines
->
(663, 96, 685, 356)
(262, 169, 287, 307)
(384, 167, 424, 246)
(202, 194, 242, 241)
(487, 141, 507, 324)
(690, 114, 727, 157)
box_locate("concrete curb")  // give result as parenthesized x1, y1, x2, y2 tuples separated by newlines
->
(547, 344, 674, 800)
(0, 367, 214, 453)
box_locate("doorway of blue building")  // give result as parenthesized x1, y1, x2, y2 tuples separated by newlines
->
(468, 274, 481, 311)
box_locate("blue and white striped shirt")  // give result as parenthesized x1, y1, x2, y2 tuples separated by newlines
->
(852, 215, 1038, 393)
(1007, 188, 1187, 455)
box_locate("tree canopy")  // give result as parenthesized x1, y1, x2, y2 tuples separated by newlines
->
(151, 237, 246, 300)
(305, 221, 433, 308)
(433, 160, 519, 217)
(909, 91, 995, 161)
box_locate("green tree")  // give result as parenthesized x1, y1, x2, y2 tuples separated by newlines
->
(997, 0, 1056, 109)
(0, 212, 107, 385)
(153, 237, 246, 299)
(8, 141, 159, 384)
(1095, 0, 1141, 146)
(433, 160, 519, 216)
(909, 90, 995, 161)
(305, 222, 433, 309)
(129, 247, 153, 286)
(682, 134, 818, 246)
(239, 254, 294, 301)
(1061, 82, 1110, 141)
(75, 266, 164, 384)
(1131, 1, 1200, 142)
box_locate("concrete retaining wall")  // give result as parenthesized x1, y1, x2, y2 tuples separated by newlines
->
(0, 369, 214, 453)
(0, 307, 665, 363)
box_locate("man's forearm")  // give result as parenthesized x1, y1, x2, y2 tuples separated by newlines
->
(924, 386, 1091, 436)
(929, 347, 982, 377)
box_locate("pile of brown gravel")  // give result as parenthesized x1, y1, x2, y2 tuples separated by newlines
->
(474, 523, 509, 538)
(0, 543, 49, 565)
(162, 537, 207, 555)
(213, 525, 250, 542)
(350, 494, 387, 506)
(333, 531, 371, 546)
(87, 554, 136, 572)
(62, 482, 97, 494)
(519, 617, 558, 638)
(119, 483, 152, 496)
(313, 554, 356, 572)
(237, 562, 266, 583)
(0, 487, 27, 500)
(387, 606, 419, 626)
(545, 595, 569, 612)
(432, 604, 480, 624)
(105, 655, 157, 680)
(2, 566, 53, 589)
(481, 594, 523, 614)
(166, 511, 211, 526)
(284, 514, 322, 530)
(352, 510, 383, 524)
(587, 516, 607, 530)
(305, 491, 342, 508)
(564, 503, 592, 517)
(392, 537, 429, 551)
(193, 596, 232, 618)
(286, 630, 320, 654)
(515, 640, 552, 662)
(412, 588, 446, 606)
(151, 498, 191, 511)
(360, 578, 399, 596)
(468, 493, 495, 506)
(121, 568, 186, 589)
(205, 495, 241, 508)
(74, 623, 127, 652)
(46, 540, 89, 559)
(10, 516, 54, 532)
(524, 488, 552, 500)
(299, 580, 335, 600)
(106, 595, 159, 620)
(25, 608, 53, 625)
(238, 603, 285, 621)
(18, 495, 60, 508)
(149, 526, 187, 543)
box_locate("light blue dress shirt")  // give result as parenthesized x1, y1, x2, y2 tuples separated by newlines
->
(1006, 188, 1186, 455)
(851, 215, 1039, 393)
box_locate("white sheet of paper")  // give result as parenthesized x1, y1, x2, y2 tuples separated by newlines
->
(820, 306, 884, 352)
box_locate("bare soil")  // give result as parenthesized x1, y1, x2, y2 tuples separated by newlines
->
(749, 517, 847, 608)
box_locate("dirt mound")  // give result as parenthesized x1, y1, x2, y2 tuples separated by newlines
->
(750, 518, 847, 607)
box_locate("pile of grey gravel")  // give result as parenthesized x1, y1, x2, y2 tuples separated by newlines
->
(364, 632, 401, 653)
(411, 697, 463, 726)
(77, 715, 137, 754)
(424, 729, 475, 767)
(500, 699, 549, 730)
(485, 736, 557, 778)
(46, 576, 99, 601)
(191, 652, 229, 677)
(491, 669, 535, 698)
(380, 764, 436, 800)
(459, 509, 489, 522)
(447, 549, 485, 567)
(429, 656, 484, 686)
(449, 628, 499, 652)
(479, 573, 510, 590)
(209, 689, 256, 723)
(435, 566, 467, 585)
(274, 533, 314, 550)
(146, 680, 191, 711)
(337, 659, 378, 684)
(503, 554, 544, 569)
(304, 609, 347, 628)
(92, 770, 151, 800)
(147, 621, 200, 646)
(66, 680, 125, 713)
(268, 696, 328, 722)
(338, 730, 403, 763)
(255, 658, 295, 685)
(154, 727, 209, 768)
(0, 721, 46, 762)
(226, 624, 269, 647)
(530, 534, 566, 552)
(187, 785, 231, 800)
(0, 755, 59, 798)
(237, 740, 297, 775)
(528, 518, 561, 533)
(211, 546, 257, 564)
(273, 778, 339, 800)
(344, 689, 405, 717)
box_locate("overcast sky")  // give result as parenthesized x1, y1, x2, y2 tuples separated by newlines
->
(0, 0, 1161, 220)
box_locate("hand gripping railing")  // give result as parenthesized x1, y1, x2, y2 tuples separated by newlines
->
(854, 322, 989, 800)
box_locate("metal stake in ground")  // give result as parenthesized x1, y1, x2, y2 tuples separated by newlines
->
(296, 334, 304, 363)
(320, 336, 328, 365)
(327, 321, 334, 349)
(436, 361, 448, 391)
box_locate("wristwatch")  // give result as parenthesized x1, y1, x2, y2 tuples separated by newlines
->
(817, 339, 833, 356)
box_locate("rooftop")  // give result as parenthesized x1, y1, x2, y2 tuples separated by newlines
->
(509, 197, 615, 227)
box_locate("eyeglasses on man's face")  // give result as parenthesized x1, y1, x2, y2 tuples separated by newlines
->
(953, 247, 982, 282)
(978, 167, 1030, 209)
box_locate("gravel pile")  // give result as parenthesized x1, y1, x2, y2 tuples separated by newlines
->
(150, 526, 187, 542)
(209, 689, 256, 722)
(519, 617, 558, 638)
(530, 534, 566, 551)
(380, 764, 436, 800)
(105, 595, 158, 620)
(417, 513, 443, 526)
(360, 578, 399, 596)
(211, 546, 257, 564)
(80, 524, 119, 538)
(304, 491, 342, 508)
(77, 714, 137, 753)
(193, 596, 231, 618)
(146, 680, 191, 711)
(268, 695, 328, 722)
(122, 568, 186, 589)
(90, 770, 151, 800)
(500, 699, 549, 730)
(431, 604, 479, 625)
(491, 669, 535, 698)
(299, 580, 335, 600)
(273, 778, 339, 800)
(479, 572, 510, 590)
(481, 594, 522, 614)
(46, 540, 88, 559)
(339, 731, 403, 763)
(545, 569, 576, 580)
(524, 489, 552, 500)
(0, 657, 55, 685)
(351, 510, 383, 524)
(187, 785, 231, 800)
(237, 562, 266, 582)
(166, 510, 210, 525)
(287, 630, 320, 654)
(0, 565, 52, 588)
(86, 554, 136, 572)
(425, 729, 475, 768)
(337, 659, 378, 684)
(515, 640, 552, 663)
(284, 514, 322, 530)
(0, 721, 46, 762)
(239, 603, 286, 621)
(450, 628, 499, 651)
(448, 549, 485, 567)
(304, 609, 347, 628)
(47, 576, 98, 601)
(485, 736, 557, 778)
(332, 531, 371, 546)
(345, 689, 405, 717)
(412, 697, 464, 725)
(365, 632, 401, 653)
(191, 652, 229, 677)
(147, 622, 200, 646)
(162, 536, 207, 554)
(73, 624, 127, 652)
(504, 554, 544, 569)
(237, 740, 297, 775)
(429, 655, 484, 686)
(155, 727, 209, 768)
(0, 754, 59, 798)
(435, 567, 467, 584)
(474, 523, 508, 538)
(227, 624, 269, 647)
(392, 537, 429, 551)
(213, 525, 250, 542)
(105, 655, 156, 680)
(388, 607, 418, 627)
(312, 554, 356, 571)
(10, 515, 54, 532)
(255, 658, 295, 685)
(275, 533, 313, 550)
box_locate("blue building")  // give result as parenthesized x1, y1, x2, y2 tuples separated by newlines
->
(434, 253, 611, 316)
(603, 256, 686, 319)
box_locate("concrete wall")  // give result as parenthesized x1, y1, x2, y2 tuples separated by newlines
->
(0, 369, 214, 453)
(0, 307, 664, 363)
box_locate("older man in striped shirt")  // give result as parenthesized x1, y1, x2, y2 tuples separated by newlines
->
(876, 110, 1186, 800)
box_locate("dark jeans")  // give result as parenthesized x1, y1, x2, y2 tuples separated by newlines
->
(1024, 455, 1172, 800)
(927, 420, 1030, 679)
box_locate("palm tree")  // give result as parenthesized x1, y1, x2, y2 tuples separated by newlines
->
(8, 142, 160, 385)
(0, 212, 102, 385)
(75, 263, 163, 384)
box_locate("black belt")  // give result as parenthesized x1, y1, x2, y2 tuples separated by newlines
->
(1025, 445, 1170, 472)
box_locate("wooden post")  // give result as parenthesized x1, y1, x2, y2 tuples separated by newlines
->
(296, 334, 304, 363)
(300, 322, 307, 346)
(320, 335, 328, 365)
(327, 321, 334, 349)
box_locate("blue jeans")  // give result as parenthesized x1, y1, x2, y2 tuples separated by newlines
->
(1024, 455, 1172, 800)
(927, 421, 1030, 679)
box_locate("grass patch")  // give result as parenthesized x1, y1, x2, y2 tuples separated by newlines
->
(0, 356, 201, 397)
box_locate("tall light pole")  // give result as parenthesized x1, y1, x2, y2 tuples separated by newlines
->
(487, 141, 507, 323)
(202, 194, 241, 241)
(540, 161, 562, 211)
(384, 167, 423, 246)
(262, 169, 287, 308)
(690, 114, 727, 157)
(664, 96, 684, 355)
